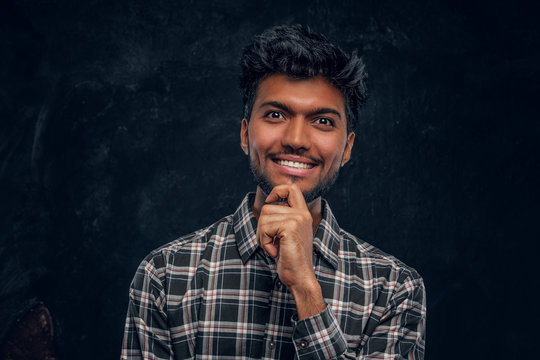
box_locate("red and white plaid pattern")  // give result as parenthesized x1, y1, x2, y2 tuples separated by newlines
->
(122, 193, 426, 359)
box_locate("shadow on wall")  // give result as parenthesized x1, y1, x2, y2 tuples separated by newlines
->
(1, 303, 56, 360)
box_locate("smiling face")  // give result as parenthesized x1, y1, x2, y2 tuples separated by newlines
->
(240, 74, 355, 203)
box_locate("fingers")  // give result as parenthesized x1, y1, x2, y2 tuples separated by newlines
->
(260, 204, 300, 215)
(258, 206, 311, 228)
(258, 184, 312, 260)
(257, 212, 306, 258)
(265, 184, 307, 210)
(258, 217, 287, 259)
(259, 233, 279, 258)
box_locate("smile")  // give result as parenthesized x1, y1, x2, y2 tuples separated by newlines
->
(275, 160, 315, 169)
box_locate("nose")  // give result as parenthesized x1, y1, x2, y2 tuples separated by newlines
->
(281, 117, 311, 151)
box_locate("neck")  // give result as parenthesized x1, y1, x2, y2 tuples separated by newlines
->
(251, 186, 323, 232)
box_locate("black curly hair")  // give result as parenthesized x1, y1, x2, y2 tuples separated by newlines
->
(239, 24, 367, 132)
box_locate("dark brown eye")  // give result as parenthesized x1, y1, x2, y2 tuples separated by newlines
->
(315, 117, 334, 126)
(265, 111, 283, 119)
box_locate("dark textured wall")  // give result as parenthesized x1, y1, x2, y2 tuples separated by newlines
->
(1, 0, 538, 358)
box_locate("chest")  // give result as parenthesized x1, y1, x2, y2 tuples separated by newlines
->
(166, 252, 375, 359)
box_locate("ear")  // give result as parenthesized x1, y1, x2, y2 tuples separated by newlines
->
(240, 118, 249, 155)
(341, 131, 355, 166)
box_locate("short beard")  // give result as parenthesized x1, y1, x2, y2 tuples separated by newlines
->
(249, 158, 341, 204)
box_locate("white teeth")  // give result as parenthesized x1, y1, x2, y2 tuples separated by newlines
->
(277, 160, 313, 169)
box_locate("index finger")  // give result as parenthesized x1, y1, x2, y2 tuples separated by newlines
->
(265, 184, 308, 210)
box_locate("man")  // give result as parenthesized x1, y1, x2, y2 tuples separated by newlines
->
(122, 24, 426, 359)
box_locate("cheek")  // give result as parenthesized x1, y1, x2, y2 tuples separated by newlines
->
(247, 132, 268, 165)
(248, 124, 280, 156)
(318, 137, 348, 164)
(248, 136, 264, 159)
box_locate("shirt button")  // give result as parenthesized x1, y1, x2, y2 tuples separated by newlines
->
(268, 340, 275, 349)
(276, 279, 282, 287)
(299, 340, 308, 349)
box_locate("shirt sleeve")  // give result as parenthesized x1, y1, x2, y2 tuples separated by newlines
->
(358, 274, 426, 359)
(292, 305, 348, 359)
(121, 257, 174, 360)
(291, 275, 426, 359)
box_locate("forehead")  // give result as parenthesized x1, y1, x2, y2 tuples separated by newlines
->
(253, 74, 346, 115)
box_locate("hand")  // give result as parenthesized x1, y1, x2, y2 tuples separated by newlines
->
(256, 184, 326, 319)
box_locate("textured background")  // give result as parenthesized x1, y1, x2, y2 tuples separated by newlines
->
(1, 0, 538, 358)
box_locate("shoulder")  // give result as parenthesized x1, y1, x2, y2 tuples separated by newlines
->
(339, 229, 424, 288)
(337, 229, 426, 322)
(133, 215, 235, 281)
(337, 230, 426, 344)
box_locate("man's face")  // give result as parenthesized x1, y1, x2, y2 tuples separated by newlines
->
(240, 74, 355, 203)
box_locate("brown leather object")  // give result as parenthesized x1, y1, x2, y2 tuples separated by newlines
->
(1, 303, 56, 360)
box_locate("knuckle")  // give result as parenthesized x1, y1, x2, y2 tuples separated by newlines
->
(291, 215, 303, 226)
(285, 218, 297, 228)
(274, 184, 285, 191)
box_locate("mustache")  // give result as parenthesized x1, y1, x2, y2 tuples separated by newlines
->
(267, 150, 323, 165)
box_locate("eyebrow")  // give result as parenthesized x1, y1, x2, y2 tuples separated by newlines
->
(260, 101, 342, 120)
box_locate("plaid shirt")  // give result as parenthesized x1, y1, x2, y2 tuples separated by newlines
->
(122, 193, 426, 359)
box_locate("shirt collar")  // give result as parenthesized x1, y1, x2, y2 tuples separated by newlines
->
(233, 193, 341, 270)
(312, 199, 341, 270)
(233, 193, 259, 264)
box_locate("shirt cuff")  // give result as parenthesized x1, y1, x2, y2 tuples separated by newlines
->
(291, 305, 347, 359)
